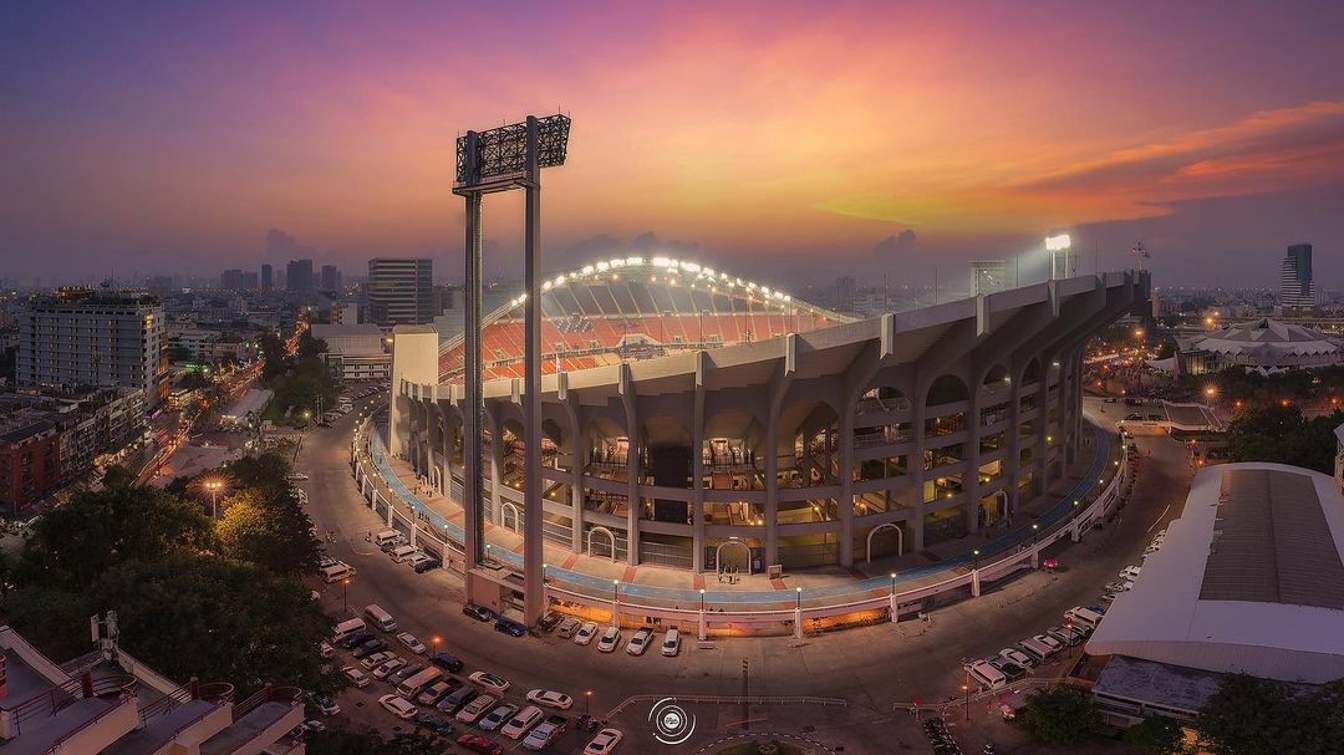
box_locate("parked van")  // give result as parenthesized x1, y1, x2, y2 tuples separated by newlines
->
(965, 660, 1007, 691)
(332, 618, 367, 643)
(364, 604, 398, 632)
(320, 562, 355, 583)
(374, 529, 402, 548)
(396, 666, 444, 699)
(390, 544, 417, 563)
(1064, 606, 1104, 631)
(1017, 637, 1055, 664)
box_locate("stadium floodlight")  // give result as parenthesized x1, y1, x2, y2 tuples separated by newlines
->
(1044, 233, 1071, 251)
(454, 113, 571, 629)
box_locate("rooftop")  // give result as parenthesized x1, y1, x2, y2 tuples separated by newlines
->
(1085, 462, 1344, 683)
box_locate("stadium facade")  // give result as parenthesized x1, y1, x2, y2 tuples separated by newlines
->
(389, 257, 1149, 572)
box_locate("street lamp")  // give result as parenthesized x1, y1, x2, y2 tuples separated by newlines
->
(699, 588, 706, 612)
(889, 572, 897, 595)
(795, 586, 802, 609)
(431, 635, 441, 655)
(585, 690, 593, 716)
(204, 479, 223, 518)
(972, 548, 981, 571)
(341, 577, 351, 613)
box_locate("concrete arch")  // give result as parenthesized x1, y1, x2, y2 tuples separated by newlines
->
(587, 525, 617, 561)
(865, 522, 904, 563)
(715, 539, 753, 575)
(981, 363, 1010, 385)
(1021, 356, 1043, 384)
(502, 501, 521, 532)
(925, 374, 969, 406)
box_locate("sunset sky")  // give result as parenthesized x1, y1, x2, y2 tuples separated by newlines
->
(3, 1, 1342, 289)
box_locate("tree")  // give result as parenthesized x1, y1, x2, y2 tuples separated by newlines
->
(1017, 686, 1104, 746)
(20, 485, 214, 589)
(1224, 405, 1342, 474)
(1124, 715, 1185, 754)
(259, 332, 288, 382)
(307, 728, 443, 755)
(216, 489, 321, 576)
(0, 585, 90, 662)
(102, 464, 136, 490)
(1198, 674, 1344, 754)
(227, 453, 294, 500)
(89, 554, 337, 696)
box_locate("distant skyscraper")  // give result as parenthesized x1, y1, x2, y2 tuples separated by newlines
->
(321, 264, 342, 292)
(833, 276, 857, 313)
(220, 269, 245, 290)
(260, 264, 273, 291)
(286, 259, 314, 292)
(971, 259, 1013, 296)
(367, 258, 433, 326)
(242, 271, 258, 289)
(1279, 244, 1315, 310)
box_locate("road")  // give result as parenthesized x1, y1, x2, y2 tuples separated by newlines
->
(297, 395, 1195, 754)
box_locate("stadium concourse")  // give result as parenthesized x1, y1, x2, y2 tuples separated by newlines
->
(388, 257, 1150, 586)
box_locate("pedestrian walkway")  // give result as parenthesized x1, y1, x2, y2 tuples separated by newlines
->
(362, 418, 1116, 610)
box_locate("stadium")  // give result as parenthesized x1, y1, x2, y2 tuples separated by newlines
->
(389, 256, 1149, 574)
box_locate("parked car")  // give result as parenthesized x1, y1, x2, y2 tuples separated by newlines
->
(435, 683, 479, 714)
(463, 604, 494, 622)
(469, 671, 511, 695)
(359, 651, 395, 670)
(526, 689, 573, 710)
(998, 648, 1035, 669)
(415, 713, 455, 737)
(417, 679, 456, 706)
(389, 664, 426, 686)
(429, 651, 464, 673)
(397, 632, 427, 654)
(661, 629, 681, 657)
(318, 641, 334, 658)
(456, 733, 504, 755)
(522, 714, 568, 751)
(584, 727, 624, 754)
(352, 638, 388, 659)
(378, 693, 418, 720)
(537, 612, 562, 632)
(372, 657, 407, 680)
(501, 705, 544, 739)
(597, 627, 621, 653)
(337, 630, 374, 650)
(495, 617, 528, 637)
(456, 693, 498, 724)
(478, 702, 520, 732)
(310, 694, 340, 716)
(988, 658, 1027, 681)
(573, 622, 599, 645)
(624, 628, 654, 656)
(411, 554, 442, 573)
(342, 666, 370, 688)
(556, 618, 581, 639)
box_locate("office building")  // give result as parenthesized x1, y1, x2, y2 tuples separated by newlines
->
(16, 290, 168, 407)
(311, 323, 390, 381)
(971, 259, 1013, 296)
(331, 301, 360, 325)
(1279, 243, 1315, 310)
(286, 258, 314, 292)
(367, 258, 433, 327)
(219, 269, 246, 290)
(321, 264, 342, 292)
(260, 263, 273, 291)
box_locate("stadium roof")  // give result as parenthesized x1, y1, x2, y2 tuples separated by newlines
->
(1085, 462, 1344, 683)
(438, 255, 853, 382)
(1185, 318, 1341, 359)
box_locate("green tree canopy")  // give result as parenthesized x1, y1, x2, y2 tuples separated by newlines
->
(1224, 405, 1343, 474)
(1018, 685, 1104, 746)
(1198, 674, 1344, 754)
(216, 489, 321, 576)
(1123, 715, 1185, 754)
(20, 484, 214, 588)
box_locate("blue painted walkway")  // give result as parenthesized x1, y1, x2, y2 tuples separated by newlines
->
(367, 422, 1110, 605)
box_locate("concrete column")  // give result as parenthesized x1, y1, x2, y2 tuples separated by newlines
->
(698, 602, 707, 640)
(964, 380, 982, 534)
(385, 492, 393, 527)
(837, 407, 856, 567)
(622, 383, 640, 566)
(692, 382, 706, 572)
(1005, 374, 1022, 521)
(1035, 354, 1051, 494)
(971, 569, 981, 597)
(910, 385, 927, 553)
(521, 115, 546, 625)
(487, 408, 504, 527)
(765, 398, 781, 568)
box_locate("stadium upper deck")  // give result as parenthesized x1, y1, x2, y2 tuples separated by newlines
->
(438, 256, 851, 381)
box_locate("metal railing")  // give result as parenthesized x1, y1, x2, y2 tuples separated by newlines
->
(606, 693, 847, 718)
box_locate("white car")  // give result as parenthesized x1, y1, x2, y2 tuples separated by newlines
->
(372, 657, 406, 680)
(479, 702, 520, 732)
(378, 693, 418, 720)
(318, 641, 334, 658)
(998, 648, 1035, 669)
(584, 727, 624, 754)
(573, 621, 599, 646)
(501, 704, 544, 739)
(456, 693, 498, 724)
(624, 628, 653, 656)
(556, 617, 581, 638)
(360, 651, 395, 670)
(341, 666, 370, 688)
(660, 629, 681, 657)
(1119, 565, 1142, 581)
(597, 627, 621, 653)
(469, 671, 511, 695)
(526, 689, 574, 710)
(396, 632, 427, 654)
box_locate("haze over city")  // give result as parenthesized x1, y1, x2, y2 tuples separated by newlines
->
(3, 0, 1343, 287)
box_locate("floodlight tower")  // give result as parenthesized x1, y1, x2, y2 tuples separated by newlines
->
(454, 114, 571, 626)
(1045, 233, 1073, 280)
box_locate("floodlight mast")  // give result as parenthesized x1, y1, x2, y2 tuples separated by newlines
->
(454, 114, 570, 627)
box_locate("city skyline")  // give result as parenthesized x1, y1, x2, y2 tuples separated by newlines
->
(2, 1, 1343, 289)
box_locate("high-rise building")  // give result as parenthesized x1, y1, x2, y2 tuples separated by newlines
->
(260, 263, 273, 291)
(1279, 243, 1315, 310)
(833, 276, 857, 313)
(367, 258, 433, 327)
(321, 264, 342, 292)
(971, 259, 1013, 296)
(286, 259, 314, 292)
(16, 290, 168, 407)
(220, 269, 246, 290)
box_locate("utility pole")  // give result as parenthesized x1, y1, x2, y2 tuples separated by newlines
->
(741, 658, 750, 732)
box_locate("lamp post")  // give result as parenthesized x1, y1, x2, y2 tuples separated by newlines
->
(611, 579, 620, 628)
(431, 636, 441, 656)
(699, 588, 705, 613)
(204, 480, 222, 518)
(585, 690, 592, 716)
(342, 577, 350, 614)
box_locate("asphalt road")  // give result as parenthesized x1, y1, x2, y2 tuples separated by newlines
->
(297, 395, 1194, 755)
